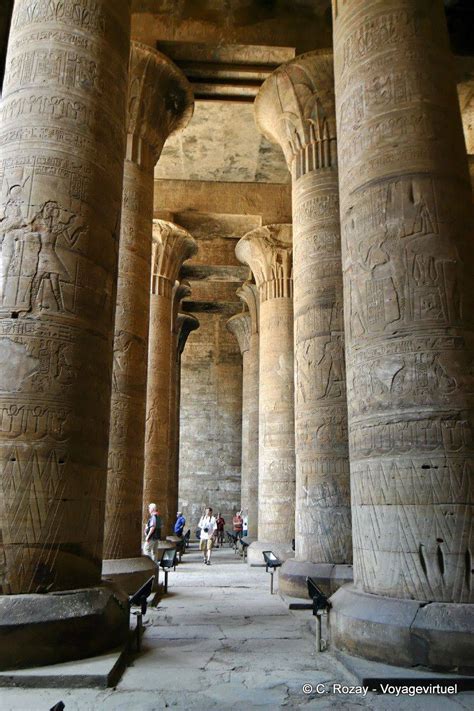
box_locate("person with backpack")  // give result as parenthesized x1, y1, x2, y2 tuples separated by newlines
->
(143, 502, 161, 561)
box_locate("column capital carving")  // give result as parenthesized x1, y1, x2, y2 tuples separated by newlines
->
(254, 50, 336, 178)
(151, 220, 197, 297)
(237, 281, 259, 335)
(235, 224, 293, 302)
(176, 313, 200, 355)
(127, 42, 194, 166)
(172, 280, 192, 333)
(227, 312, 252, 354)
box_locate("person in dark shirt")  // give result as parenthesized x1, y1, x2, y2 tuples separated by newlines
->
(215, 512, 225, 547)
(174, 511, 186, 537)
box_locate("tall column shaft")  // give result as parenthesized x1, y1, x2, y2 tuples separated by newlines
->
(259, 297, 295, 543)
(172, 312, 199, 521)
(335, 0, 473, 602)
(104, 152, 152, 561)
(254, 51, 352, 594)
(236, 225, 295, 562)
(143, 221, 197, 535)
(0, 0, 131, 595)
(236, 282, 260, 539)
(0, 0, 132, 669)
(243, 331, 259, 538)
(103, 46, 193, 578)
(331, 0, 474, 670)
(144, 273, 173, 533)
(292, 166, 350, 564)
(227, 310, 259, 538)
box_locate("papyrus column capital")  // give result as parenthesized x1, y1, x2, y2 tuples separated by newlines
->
(254, 50, 336, 177)
(227, 312, 252, 354)
(172, 280, 192, 333)
(176, 313, 200, 355)
(151, 220, 197, 296)
(127, 42, 194, 167)
(237, 282, 259, 335)
(235, 224, 293, 302)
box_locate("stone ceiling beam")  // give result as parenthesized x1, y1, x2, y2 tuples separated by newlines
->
(154, 179, 291, 224)
(180, 264, 249, 282)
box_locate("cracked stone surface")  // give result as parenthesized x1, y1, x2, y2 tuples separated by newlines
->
(1, 546, 473, 710)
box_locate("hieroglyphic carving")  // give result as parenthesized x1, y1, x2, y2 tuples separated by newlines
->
(104, 44, 193, 561)
(236, 226, 295, 544)
(255, 51, 351, 565)
(143, 221, 197, 535)
(334, 0, 474, 602)
(0, 0, 132, 594)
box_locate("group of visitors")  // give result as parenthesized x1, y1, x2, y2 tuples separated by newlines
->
(197, 508, 249, 564)
(143, 501, 248, 567)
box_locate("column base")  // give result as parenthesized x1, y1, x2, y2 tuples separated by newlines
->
(0, 585, 129, 670)
(247, 540, 295, 567)
(330, 584, 474, 673)
(279, 559, 353, 599)
(102, 556, 157, 595)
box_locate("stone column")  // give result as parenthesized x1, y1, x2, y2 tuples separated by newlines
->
(173, 312, 199, 521)
(144, 221, 197, 536)
(331, 0, 474, 671)
(0, 0, 132, 669)
(167, 283, 194, 532)
(227, 281, 259, 539)
(236, 225, 295, 565)
(254, 51, 352, 597)
(102, 44, 193, 593)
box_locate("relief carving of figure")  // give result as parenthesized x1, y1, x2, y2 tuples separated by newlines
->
(0, 186, 27, 304)
(29, 201, 84, 312)
(316, 338, 345, 400)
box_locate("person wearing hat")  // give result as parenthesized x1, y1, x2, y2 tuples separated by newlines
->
(174, 510, 186, 537)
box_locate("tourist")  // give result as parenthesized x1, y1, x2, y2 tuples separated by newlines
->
(232, 510, 243, 539)
(198, 507, 217, 565)
(174, 511, 186, 537)
(143, 503, 161, 561)
(215, 512, 225, 547)
(242, 512, 248, 537)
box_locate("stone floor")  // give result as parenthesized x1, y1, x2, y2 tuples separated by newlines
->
(2, 545, 473, 710)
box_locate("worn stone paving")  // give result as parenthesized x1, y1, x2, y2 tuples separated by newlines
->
(1, 545, 473, 710)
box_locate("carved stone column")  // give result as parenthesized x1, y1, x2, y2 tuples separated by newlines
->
(144, 221, 197, 536)
(331, 0, 474, 670)
(167, 284, 196, 532)
(102, 45, 193, 593)
(254, 51, 352, 597)
(236, 225, 295, 565)
(0, 0, 132, 669)
(227, 282, 260, 539)
(172, 312, 199, 520)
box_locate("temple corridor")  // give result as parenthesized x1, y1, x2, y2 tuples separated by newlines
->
(0, 0, 474, 701)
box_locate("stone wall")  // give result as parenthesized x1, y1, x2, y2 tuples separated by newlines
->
(179, 311, 242, 528)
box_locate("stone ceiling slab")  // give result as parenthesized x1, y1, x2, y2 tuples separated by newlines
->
(154, 100, 289, 183)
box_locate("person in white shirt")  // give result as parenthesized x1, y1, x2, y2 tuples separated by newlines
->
(198, 507, 217, 565)
(242, 513, 249, 537)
